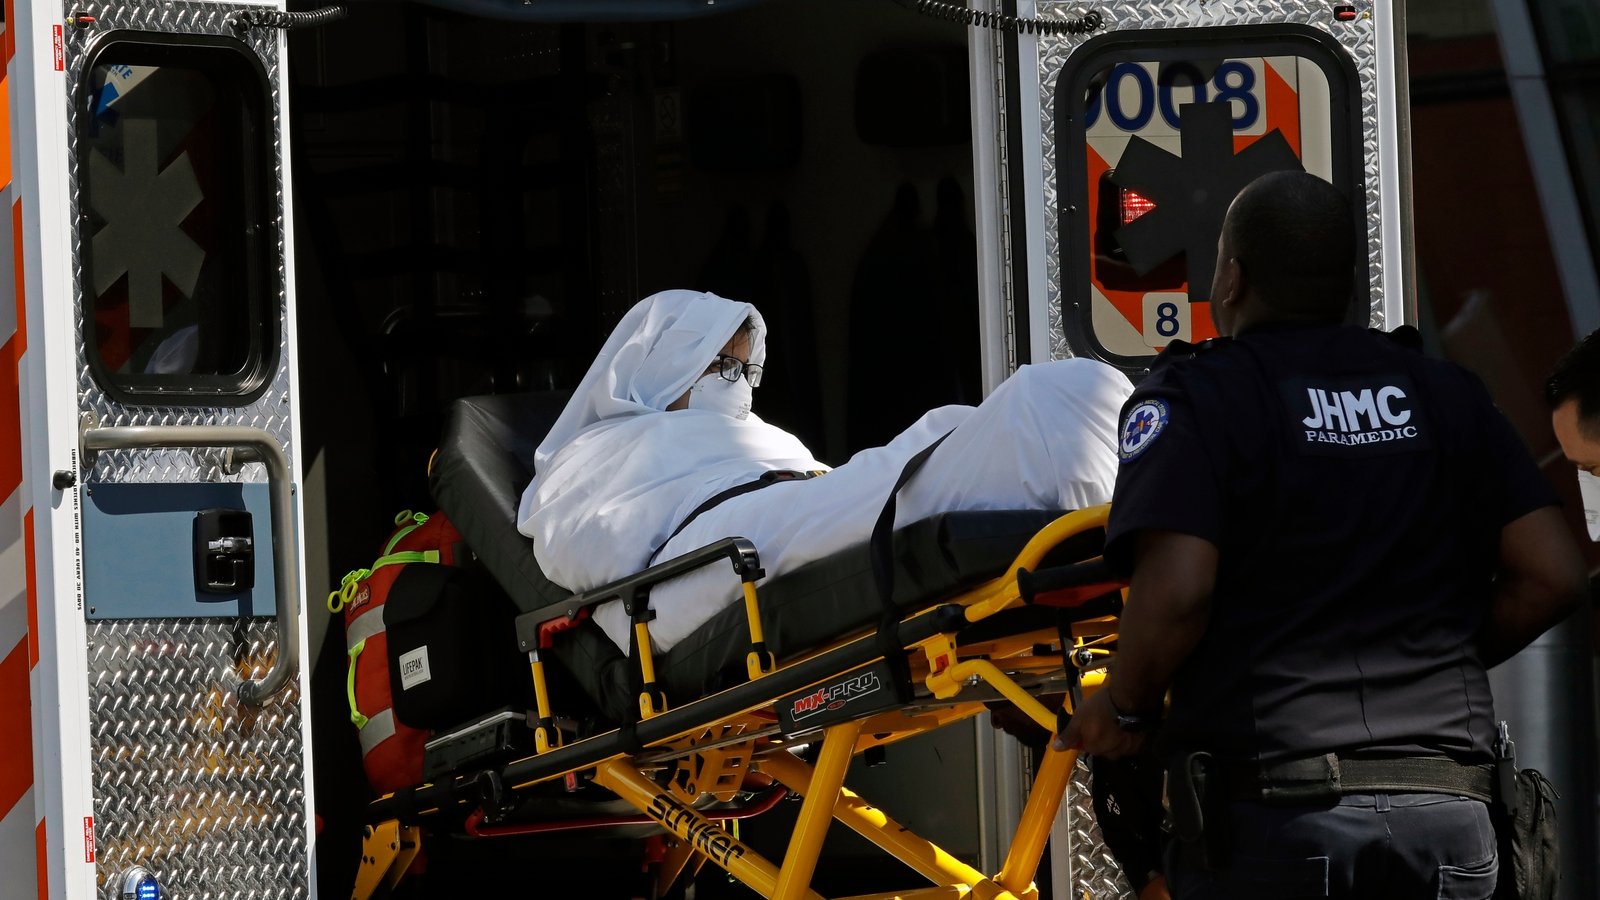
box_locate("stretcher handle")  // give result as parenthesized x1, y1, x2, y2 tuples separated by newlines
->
(79, 423, 300, 706)
(516, 536, 762, 653)
(1014, 558, 1117, 605)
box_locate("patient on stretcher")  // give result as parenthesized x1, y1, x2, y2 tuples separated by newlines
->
(517, 290, 1132, 654)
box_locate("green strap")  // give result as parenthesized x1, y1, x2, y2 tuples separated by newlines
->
(328, 567, 371, 614)
(382, 510, 430, 555)
(347, 639, 370, 729)
(373, 549, 439, 569)
(326, 511, 440, 613)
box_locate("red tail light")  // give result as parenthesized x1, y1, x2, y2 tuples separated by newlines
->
(1120, 188, 1157, 226)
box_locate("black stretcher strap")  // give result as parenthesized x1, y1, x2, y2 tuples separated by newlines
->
(870, 432, 953, 704)
(627, 473, 816, 723)
(649, 469, 821, 566)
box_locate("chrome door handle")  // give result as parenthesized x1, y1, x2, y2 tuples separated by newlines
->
(80, 422, 299, 705)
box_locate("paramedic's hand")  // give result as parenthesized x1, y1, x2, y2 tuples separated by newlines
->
(1052, 690, 1147, 759)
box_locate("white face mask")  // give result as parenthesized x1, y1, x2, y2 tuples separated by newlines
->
(1578, 470, 1600, 541)
(687, 373, 753, 419)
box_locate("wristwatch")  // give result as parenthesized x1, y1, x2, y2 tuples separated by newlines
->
(1106, 692, 1161, 733)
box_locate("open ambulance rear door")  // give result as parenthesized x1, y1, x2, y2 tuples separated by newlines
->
(973, 0, 1412, 377)
(967, 2, 1413, 893)
(3, 2, 317, 897)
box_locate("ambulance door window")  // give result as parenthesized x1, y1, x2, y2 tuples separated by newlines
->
(1056, 27, 1364, 369)
(78, 36, 277, 404)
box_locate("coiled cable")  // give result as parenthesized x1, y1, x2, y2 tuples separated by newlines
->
(232, 5, 349, 31)
(891, 0, 1104, 36)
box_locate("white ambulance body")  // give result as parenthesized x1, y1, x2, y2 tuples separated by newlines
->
(2, 2, 314, 898)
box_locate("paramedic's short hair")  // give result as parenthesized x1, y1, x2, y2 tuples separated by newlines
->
(1224, 171, 1357, 323)
(1547, 329, 1600, 433)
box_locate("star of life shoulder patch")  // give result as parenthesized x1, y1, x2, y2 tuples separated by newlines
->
(1118, 398, 1169, 462)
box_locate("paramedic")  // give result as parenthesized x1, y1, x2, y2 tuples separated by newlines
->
(1057, 171, 1587, 898)
(1544, 330, 1600, 654)
(518, 289, 1134, 655)
(1548, 328, 1600, 537)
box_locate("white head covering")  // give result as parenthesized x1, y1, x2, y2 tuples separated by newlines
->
(534, 289, 766, 474)
(519, 290, 817, 592)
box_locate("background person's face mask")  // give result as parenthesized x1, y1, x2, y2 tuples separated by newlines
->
(1578, 470, 1600, 541)
(687, 372, 753, 419)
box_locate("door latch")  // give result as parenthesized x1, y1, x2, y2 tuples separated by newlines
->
(194, 508, 255, 594)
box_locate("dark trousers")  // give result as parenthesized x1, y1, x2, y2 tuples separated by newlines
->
(1167, 793, 1498, 900)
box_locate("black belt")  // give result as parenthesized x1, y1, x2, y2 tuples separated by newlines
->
(1220, 754, 1495, 804)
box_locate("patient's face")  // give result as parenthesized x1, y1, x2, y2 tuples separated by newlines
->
(667, 328, 752, 411)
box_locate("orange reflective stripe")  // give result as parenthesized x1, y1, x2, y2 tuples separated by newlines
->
(1263, 62, 1301, 159)
(0, 333, 21, 502)
(24, 508, 36, 668)
(3, 0, 14, 64)
(12, 200, 23, 357)
(0, 75, 11, 190)
(0, 201, 19, 505)
(35, 818, 46, 900)
(0, 638, 30, 817)
(3, 202, 24, 515)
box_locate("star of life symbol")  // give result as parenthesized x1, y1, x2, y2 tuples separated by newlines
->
(1119, 398, 1169, 461)
(89, 119, 206, 329)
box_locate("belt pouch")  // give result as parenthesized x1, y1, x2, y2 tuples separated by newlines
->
(1258, 752, 1341, 804)
(1167, 751, 1229, 871)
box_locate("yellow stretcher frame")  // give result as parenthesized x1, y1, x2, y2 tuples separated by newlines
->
(355, 505, 1125, 899)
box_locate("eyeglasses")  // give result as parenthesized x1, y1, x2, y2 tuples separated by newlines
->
(710, 354, 763, 388)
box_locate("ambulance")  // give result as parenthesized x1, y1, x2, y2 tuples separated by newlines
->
(0, 1, 1417, 898)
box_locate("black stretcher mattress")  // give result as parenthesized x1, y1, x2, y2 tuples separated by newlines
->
(432, 393, 1102, 724)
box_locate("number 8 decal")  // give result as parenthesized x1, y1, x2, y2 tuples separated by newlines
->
(1212, 61, 1259, 129)
(1141, 294, 1191, 348)
(1155, 302, 1181, 338)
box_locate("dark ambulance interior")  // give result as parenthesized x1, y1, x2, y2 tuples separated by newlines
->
(288, 1, 989, 895)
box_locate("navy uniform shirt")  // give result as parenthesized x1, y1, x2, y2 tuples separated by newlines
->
(1106, 324, 1557, 765)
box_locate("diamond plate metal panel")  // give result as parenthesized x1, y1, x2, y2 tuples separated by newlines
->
(88, 618, 307, 900)
(1064, 757, 1135, 900)
(1032, 1, 1387, 361)
(64, 7, 309, 896)
(65, 1, 295, 484)
(990, 20, 1020, 375)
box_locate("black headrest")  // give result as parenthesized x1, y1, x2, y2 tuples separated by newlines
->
(431, 392, 573, 614)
